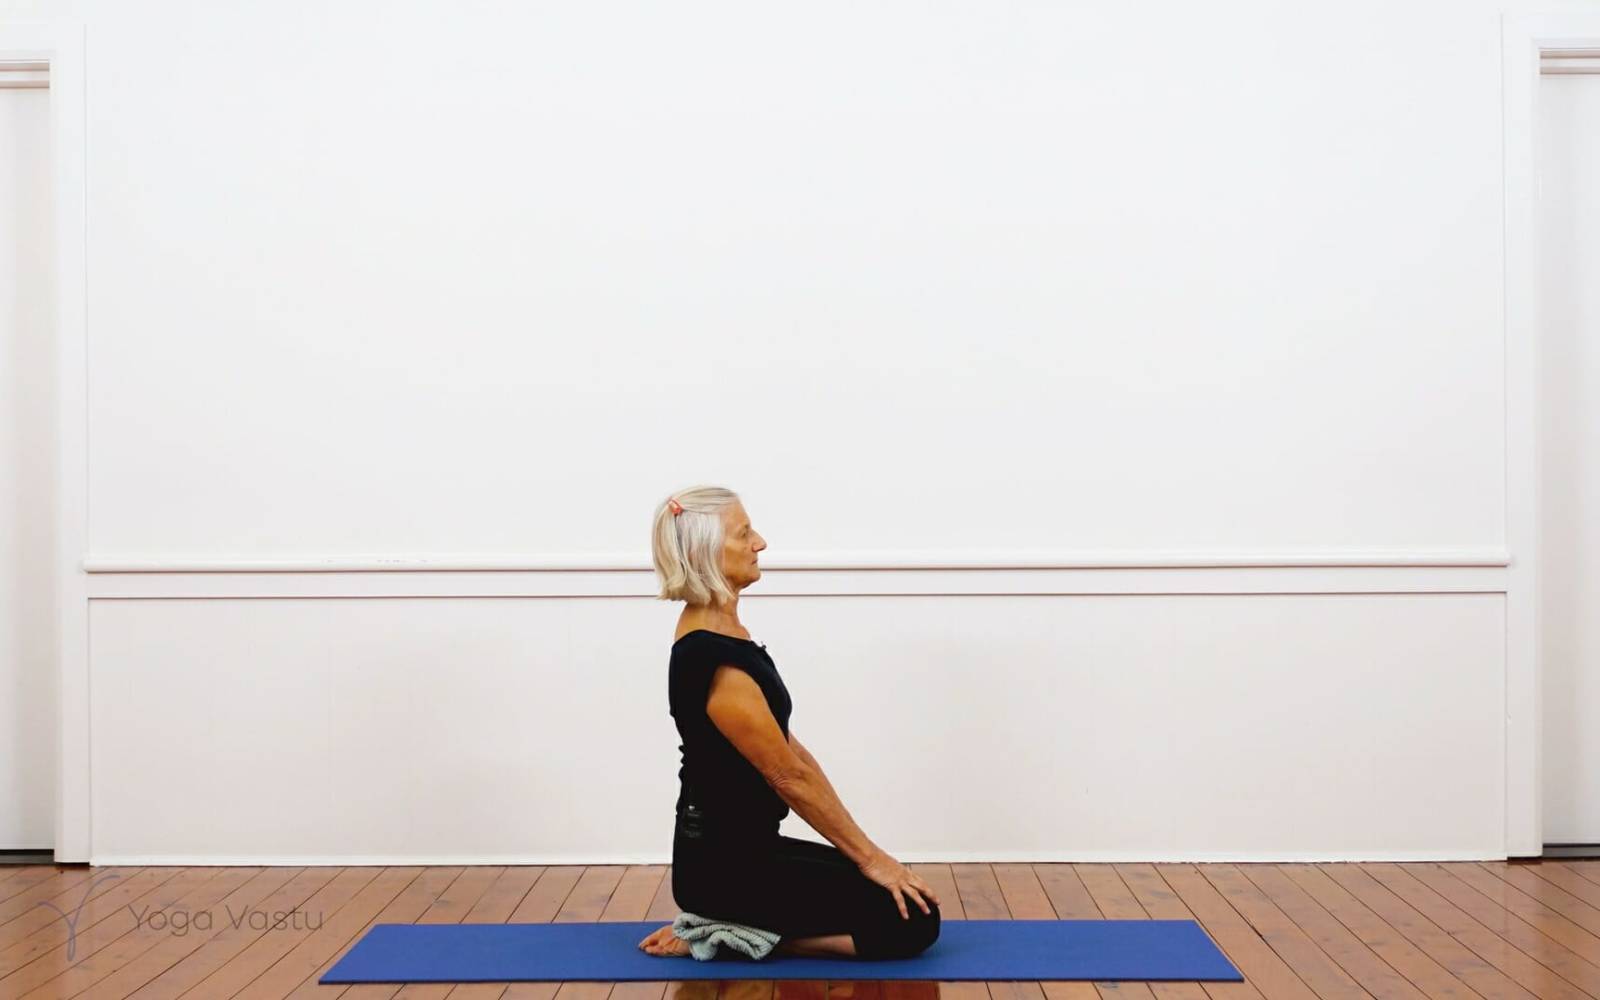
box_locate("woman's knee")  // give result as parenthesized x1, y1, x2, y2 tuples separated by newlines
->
(855, 898, 940, 959)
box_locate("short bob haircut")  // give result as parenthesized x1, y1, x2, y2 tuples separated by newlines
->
(652, 485, 742, 608)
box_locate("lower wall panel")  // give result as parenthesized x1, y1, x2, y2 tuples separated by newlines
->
(87, 591, 1505, 863)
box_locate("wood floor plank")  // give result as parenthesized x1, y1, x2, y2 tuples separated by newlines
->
(1074, 865, 1156, 1000)
(1034, 867, 1097, 922)
(608, 866, 672, 1000)
(1469, 864, 1600, 939)
(1359, 864, 1595, 1000)
(0, 867, 144, 951)
(993, 863, 1064, 1000)
(666, 980, 720, 1000)
(0, 866, 106, 958)
(1158, 866, 1320, 1000)
(910, 865, 986, 1000)
(12, 866, 244, 999)
(557, 868, 627, 923)
(1507, 865, 1600, 912)
(1074, 866, 1144, 920)
(951, 865, 1009, 921)
(1114, 864, 1262, 1000)
(1004, 864, 1094, 1000)
(329, 867, 479, 1000)
(125, 867, 349, 1000)
(646, 868, 679, 923)
(1309, 863, 1538, 1000)
(775, 981, 827, 1000)
(994, 865, 1054, 919)
(510, 868, 586, 924)
(445, 867, 552, 1000)
(183, 867, 389, 999)
(1197, 866, 1368, 1000)
(0, 866, 39, 886)
(0, 868, 73, 907)
(371, 867, 513, 1000)
(551, 868, 623, 1000)
(1394, 864, 1600, 995)
(468, 869, 549, 923)
(0, 867, 38, 893)
(953, 864, 1037, 1000)
(724, 981, 775, 1000)
(1274, 863, 1511, 1000)
(2, 866, 219, 994)
(604, 868, 667, 923)
(80, 867, 300, 1000)
(1232, 865, 1431, 1000)
(27, 861, 1600, 1000)
(880, 982, 939, 1000)
(501, 867, 586, 1000)
(992, 857, 1056, 998)
(278, 868, 468, 1000)
(0, 867, 187, 980)
(228, 867, 428, 1000)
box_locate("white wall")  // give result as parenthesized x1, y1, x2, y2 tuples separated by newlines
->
(1, 0, 1577, 861)
(89, 592, 1503, 864)
(78, 3, 1515, 554)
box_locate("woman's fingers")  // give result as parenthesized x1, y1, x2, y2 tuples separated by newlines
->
(889, 881, 936, 918)
(867, 856, 940, 919)
(906, 884, 931, 914)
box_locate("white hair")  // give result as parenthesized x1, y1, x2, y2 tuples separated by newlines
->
(651, 485, 741, 607)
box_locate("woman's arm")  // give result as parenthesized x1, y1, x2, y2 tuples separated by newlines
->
(788, 731, 843, 803)
(706, 670, 942, 917)
(706, 666, 882, 868)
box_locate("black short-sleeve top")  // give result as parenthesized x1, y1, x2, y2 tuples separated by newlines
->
(668, 629, 793, 833)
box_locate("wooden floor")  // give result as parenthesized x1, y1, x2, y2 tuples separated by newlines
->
(1, 861, 1597, 1000)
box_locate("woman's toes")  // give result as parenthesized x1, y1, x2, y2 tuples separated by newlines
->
(640, 923, 684, 956)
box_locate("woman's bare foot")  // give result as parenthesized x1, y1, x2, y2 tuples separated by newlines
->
(638, 923, 692, 957)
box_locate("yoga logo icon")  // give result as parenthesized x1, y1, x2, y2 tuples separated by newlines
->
(35, 873, 122, 961)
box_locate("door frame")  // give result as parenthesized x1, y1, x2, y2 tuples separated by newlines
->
(0, 22, 88, 862)
(1502, 11, 1600, 857)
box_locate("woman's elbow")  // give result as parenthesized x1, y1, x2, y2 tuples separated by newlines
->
(767, 760, 814, 798)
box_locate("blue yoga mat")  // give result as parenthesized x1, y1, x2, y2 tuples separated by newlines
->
(320, 920, 1243, 983)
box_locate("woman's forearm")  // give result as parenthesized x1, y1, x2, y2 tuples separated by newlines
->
(794, 744, 842, 802)
(772, 763, 881, 868)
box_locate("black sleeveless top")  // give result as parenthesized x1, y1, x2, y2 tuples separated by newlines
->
(669, 629, 793, 835)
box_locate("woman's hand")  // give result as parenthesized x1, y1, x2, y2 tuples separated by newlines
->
(858, 850, 941, 920)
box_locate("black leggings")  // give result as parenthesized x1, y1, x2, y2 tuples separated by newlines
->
(671, 821, 940, 961)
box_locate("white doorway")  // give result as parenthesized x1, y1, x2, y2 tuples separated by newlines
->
(1539, 56, 1600, 854)
(0, 58, 55, 857)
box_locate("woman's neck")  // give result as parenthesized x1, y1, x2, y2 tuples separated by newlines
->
(681, 602, 744, 637)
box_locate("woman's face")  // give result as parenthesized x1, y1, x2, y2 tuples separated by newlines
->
(720, 501, 767, 592)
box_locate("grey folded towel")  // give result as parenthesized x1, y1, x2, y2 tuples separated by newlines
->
(672, 910, 782, 961)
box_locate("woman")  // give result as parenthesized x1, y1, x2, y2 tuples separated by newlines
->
(637, 485, 942, 961)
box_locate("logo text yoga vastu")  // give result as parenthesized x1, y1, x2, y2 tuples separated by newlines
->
(126, 905, 325, 935)
(35, 874, 324, 962)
